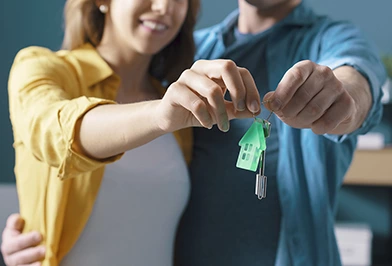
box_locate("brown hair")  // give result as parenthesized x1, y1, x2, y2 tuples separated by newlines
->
(62, 0, 200, 83)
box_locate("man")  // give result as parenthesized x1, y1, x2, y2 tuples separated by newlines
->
(175, 0, 385, 265)
(1, 0, 386, 265)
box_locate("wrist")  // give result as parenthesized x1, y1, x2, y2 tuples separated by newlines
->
(150, 99, 172, 134)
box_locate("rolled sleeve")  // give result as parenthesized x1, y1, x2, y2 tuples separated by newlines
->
(8, 47, 122, 180)
(57, 96, 123, 180)
(316, 22, 387, 142)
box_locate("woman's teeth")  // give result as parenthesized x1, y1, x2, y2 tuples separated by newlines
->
(142, 21, 167, 31)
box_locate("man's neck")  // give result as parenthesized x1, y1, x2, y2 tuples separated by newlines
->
(237, 0, 301, 34)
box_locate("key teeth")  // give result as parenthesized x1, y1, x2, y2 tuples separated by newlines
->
(255, 174, 260, 196)
(262, 175, 267, 199)
(255, 174, 267, 200)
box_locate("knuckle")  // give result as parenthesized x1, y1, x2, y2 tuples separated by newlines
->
(322, 116, 335, 132)
(291, 67, 305, 82)
(191, 59, 203, 68)
(280, 108, 292, 119)
(191, 99, 205, 113)
(14, 240, 23, 251)
(306, 102, 323, 116)
(207, 85, 223, 99)
(331, 80, 344, 95)
(166, 82, 177, 92)
(178, 69, 192, 80)
(318, 65, 332, 79)
(311, 124, 323, 135)
(279, 87, 292, 101)
(343, 93, 355, 107)
(238, 67, 250, 75)
(32, 248, 43, 259)
(167, 82, 182, 95)
(297, 60, 314, 69)
(221, 60, 236, 71)
(298, 88, 312, 101)
(302, 59, 314, 65)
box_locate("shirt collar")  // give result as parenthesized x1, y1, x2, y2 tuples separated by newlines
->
(217, 1, 319, 36)
(69, 43, 166, 95)
(70, 43, 118, 87)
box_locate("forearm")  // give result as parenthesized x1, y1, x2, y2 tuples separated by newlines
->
(74, 100, 164, 159)
(330, 66, 372, 135)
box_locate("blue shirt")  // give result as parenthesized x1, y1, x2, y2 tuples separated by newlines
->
(175, 20, 283, 266)
(175, 2, 386, 266)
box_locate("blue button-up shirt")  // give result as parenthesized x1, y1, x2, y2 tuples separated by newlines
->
(175, 2, 386, 266)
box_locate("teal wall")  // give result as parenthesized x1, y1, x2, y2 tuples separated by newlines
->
(0, 1, 64, 182)
(0, 0, 391, 263)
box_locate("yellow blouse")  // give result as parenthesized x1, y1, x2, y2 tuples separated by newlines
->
(8, 43, 192, 266)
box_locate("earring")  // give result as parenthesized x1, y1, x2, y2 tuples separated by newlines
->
(99, 4, 109, 14)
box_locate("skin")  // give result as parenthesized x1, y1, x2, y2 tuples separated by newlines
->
(239, 0, 371, 135)
(75, 0, 260, 160)
(2, 0, 374, 265)
(1, 214, 44, 266)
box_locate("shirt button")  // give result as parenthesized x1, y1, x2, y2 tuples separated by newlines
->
(291, 235, 302, 254)
(292, 236, 300, 246)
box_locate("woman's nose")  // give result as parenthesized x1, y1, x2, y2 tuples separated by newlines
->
(151, 0, 174, 15)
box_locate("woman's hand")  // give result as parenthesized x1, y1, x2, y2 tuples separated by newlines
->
(1, 214, 45, 266)
(156, 59, 261, 133)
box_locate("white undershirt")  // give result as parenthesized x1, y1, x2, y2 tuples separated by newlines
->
(61, 133, 190, 266)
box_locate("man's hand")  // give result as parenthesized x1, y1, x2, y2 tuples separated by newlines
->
(264, 60, 371, 135)
(1, 214, 45, 266)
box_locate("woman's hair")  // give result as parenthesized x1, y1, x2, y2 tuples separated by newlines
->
(62, 0, 200, 83)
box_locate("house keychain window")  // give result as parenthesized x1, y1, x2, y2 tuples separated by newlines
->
(236, 111, 273, 200)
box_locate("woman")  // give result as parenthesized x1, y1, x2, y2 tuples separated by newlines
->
(7, 0, 261, 265)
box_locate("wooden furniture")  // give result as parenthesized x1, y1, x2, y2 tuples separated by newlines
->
(344, 148, 392, 186)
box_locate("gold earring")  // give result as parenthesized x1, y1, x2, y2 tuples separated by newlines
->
(99, 4, 108, 14)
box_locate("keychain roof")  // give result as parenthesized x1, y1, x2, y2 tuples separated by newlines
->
(236, 100, 273, 172)
(236, 118, 267, 171)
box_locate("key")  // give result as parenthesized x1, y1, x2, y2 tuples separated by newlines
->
(255, 115, 272, 200)
(255, 150, 267, 199)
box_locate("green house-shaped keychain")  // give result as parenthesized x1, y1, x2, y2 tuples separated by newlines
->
(236, 118, 267, 172)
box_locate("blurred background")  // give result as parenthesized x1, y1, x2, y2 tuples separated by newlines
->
(0, 0, 391, 265)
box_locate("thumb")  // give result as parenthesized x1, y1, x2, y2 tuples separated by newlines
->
(263, 91, 285, 120)
(6, 213, 25, 233)
(263, 92, 275, 112)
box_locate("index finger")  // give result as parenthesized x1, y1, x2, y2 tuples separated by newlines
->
(2, 231, 42, 255)
(269, 60, 315, 111)
(192, 60, 247, 112)
(238, 67, 261, 114)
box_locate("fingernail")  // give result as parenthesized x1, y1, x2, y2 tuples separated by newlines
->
(237, 100, 246, 111)
(249, 100, 260, 113)
(40, 246, 46, 255)
(221, 121, 230, 132)
(14, 216, 24, 229)
(270, 98, 281, 111)
(34, 232, 42, 241)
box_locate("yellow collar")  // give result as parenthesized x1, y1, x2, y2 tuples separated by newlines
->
(70, 43, 118, 87)
(70, 43, 166, 95)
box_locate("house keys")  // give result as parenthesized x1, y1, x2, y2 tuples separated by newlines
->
(236, 108, 273, 200)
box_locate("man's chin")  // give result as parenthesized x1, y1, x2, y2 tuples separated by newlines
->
(244, 0, 291, 10)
